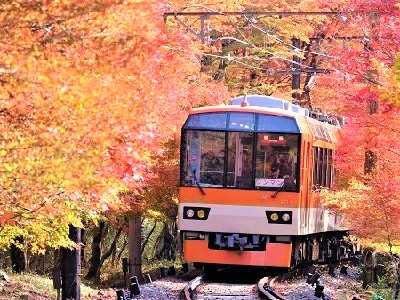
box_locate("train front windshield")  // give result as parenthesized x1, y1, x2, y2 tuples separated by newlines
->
(180, 112, 300, 191)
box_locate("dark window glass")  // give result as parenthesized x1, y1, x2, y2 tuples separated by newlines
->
(226, 132, 254, 189)
(255, 133, 299, 191)
(228, 113, 255, 131)
(181, 113, 301, 192)
(257, 115, 299, 133)
(181, 130, 225, 187)
(184, 113, 228, 130)
(313, 147, 318, 188)
(327, 149, 332, 187)
(321, 148, 327, 186)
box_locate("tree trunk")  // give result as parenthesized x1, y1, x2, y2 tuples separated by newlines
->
(128, 214, 142, 280)
(61, 225, 81, 300)
(364, 150, 377, 174)
(212, 59, 228, 81)
(155, 223, 175, 261)
(81, 228, 86, 268)
(94, 227, 122, 281)
(10, 236, 25, 273)
(291, 38, 302, 105)
(141, 221, 157, 253)
(364, 100, 378, 175)
(115, 236, 128, 263)
(85, 221, 105, 280)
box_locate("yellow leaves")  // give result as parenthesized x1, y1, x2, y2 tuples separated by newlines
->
(147, 210, 163, 219)
(37, 75, 51, 84)
(378, 55, 400, 107)
(0, 226, 24, 250)
(322, 173, 400, 243)
(347, 178, 370, 191)
(3, 163, 15, 172)
(321, 178, 369, 212)
(171, 196, 179, 204)
(69, 217, 84, 228)
(0, 0, 224, 249)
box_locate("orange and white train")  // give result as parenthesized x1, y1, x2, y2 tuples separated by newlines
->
(178, 94, 349, 272)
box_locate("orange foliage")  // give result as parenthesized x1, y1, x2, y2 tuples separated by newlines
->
(0, 0, 228, 249)
(313, 0, 400, 246)
(1, 0, 400, 250)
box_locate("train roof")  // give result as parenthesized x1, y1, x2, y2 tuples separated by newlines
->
(229, 94, 309, 116)
(189, 94, 344, 128)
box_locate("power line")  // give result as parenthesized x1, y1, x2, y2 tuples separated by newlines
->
(202, 53, 337, 75)
(164, 9, 349, 104)
(164, 11, 341, 19)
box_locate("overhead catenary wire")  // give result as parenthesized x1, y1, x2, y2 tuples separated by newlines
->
(167, 5, 344, 59)
(202, 51, 345, 78)
(238, 9, 340, 60)
(166, 6, 352, 79)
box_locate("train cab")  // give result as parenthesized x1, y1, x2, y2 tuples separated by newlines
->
(178, 94, 347, 269)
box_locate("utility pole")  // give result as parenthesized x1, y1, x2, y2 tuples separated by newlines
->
(291, 38, 302, 105)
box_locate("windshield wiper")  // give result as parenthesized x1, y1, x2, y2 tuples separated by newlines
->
(192, 169, 206, 195)
(271, 181, 285, 198)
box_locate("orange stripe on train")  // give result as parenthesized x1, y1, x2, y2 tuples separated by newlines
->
(179, 187, 323, 208)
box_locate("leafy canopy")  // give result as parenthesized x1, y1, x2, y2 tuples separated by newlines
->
(0, 0, 228, 250)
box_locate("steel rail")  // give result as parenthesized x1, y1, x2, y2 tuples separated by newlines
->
(180, 275, 203, 300)
(180, 274, 287, 300)
(258, 277, 287, 300)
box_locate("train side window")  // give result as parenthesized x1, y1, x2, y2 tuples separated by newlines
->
(317, 147, 323, 186)
(181, 131, 200, 187)
(313, 147, 318, 188)
(312, 146, 334, 189)
(327, 149, 333, 187)
(321, 148, 327, 186)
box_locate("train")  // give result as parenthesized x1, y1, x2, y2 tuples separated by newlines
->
(178, 94, 349, 273)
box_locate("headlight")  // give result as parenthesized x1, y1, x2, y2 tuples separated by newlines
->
(266, 210, 292, 224)
(183, 206, 211, 220)
(282, 213, 291, 222)
(270, 213, 279, 221)
(186, 209, 195, 218)
(197, 209, 205, 219)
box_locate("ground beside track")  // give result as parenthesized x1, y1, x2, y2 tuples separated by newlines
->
(0, 264, 368, 300)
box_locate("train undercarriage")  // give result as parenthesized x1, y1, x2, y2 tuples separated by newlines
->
(291, 230, 355, 267)
(183, 230, 357, 276)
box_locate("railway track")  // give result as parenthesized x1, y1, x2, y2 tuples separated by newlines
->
(180, 275, 287, 300)
(180, 261, 366, 300)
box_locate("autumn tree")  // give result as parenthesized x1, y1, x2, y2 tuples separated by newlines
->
(2, 0, 400, 277)
(0, 0, 228, 253)
(165, 0, 343, 101)
(165, 0, 400, 249)
(314, 0, 400, 250)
